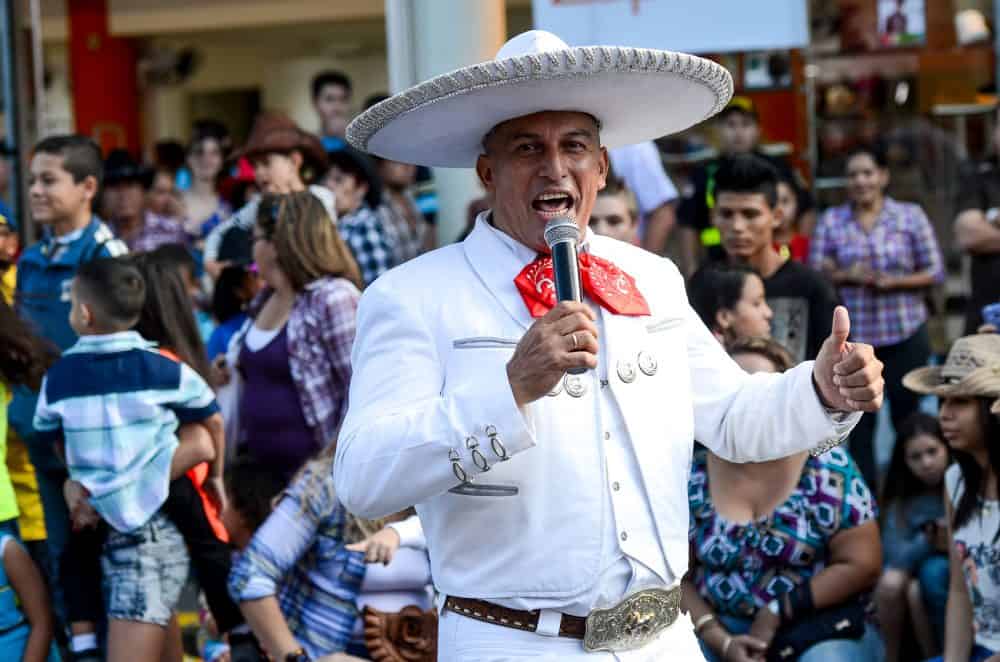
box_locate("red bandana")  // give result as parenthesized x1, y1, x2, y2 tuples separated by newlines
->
(514, 253, 651, 318)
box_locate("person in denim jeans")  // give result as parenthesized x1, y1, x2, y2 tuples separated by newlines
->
(875, 412, 950, 660)
(903, 334, 1000, 662)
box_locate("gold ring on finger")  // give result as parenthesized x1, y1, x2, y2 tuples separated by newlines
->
(571, 332, 579, 350)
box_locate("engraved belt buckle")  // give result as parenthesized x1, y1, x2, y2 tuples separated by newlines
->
(583, 585, 681, 653)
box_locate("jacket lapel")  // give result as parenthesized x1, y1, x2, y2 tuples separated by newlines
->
(462, 215, 535, 332)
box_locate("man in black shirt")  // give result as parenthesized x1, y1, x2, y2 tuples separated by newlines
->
(713, 154, 838, 362)
(955, 153, 1000, 333)
(677, 97, 811, 276)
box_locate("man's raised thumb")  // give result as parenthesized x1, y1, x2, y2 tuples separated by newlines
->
(829, 305, 851, 350)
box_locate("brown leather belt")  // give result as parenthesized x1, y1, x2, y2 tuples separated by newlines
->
(443, 586, 683, 653)
(443, 596, 586, 639)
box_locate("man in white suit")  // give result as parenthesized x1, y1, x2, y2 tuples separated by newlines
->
(336, 31, 884, 661)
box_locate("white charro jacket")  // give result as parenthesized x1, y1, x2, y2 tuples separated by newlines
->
(335, 214, 856, 604)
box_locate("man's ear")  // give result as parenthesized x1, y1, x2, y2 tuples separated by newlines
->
(715, 309, 732, 332)
(771, 202, 784, 230)
(290, 151, 305, 170)
(476, 154, 495, 192)
(597, 147, 609, 190)
(80, 175, 99, 204)
(80, 301, 94, 329)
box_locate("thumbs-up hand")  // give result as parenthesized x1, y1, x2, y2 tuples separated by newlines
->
(813, 306, 884, 412)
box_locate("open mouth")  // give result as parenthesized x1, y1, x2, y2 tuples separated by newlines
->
(531, 191, 574, 217)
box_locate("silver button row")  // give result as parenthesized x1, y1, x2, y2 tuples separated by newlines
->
(548, 351, 659, 399)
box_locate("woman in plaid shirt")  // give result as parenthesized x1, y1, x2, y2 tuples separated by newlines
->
(218, 192, 363, 482)
(810, 143, 944, 491)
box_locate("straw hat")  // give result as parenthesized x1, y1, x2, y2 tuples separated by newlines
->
(241, 113, 327, 173)
(903, 334, 1000, 412)
(347, 30, 733, 168)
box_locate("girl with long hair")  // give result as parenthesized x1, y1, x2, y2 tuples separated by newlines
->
(181, 120, 232, 245)
(904, 333, 1000, 662)
(686, 262, 772, 346)
(0, 301, 59, 661)
(132, 246, 213, 379)
(874, 412, 951, 661)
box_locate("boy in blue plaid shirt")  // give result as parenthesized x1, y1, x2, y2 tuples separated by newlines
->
(33, 257, 227, 661)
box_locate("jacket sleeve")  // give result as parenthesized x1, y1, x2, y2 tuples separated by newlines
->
(680, 271, 859, 463)
(387, 514, 426, 550)
(334, 281, 537, 519)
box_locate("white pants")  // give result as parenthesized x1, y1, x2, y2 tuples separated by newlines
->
(437, 608, 707, 661)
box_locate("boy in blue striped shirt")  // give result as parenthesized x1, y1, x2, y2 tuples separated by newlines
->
(33, 257, 225, 661)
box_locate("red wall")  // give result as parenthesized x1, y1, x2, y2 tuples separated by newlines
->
(68, 0, 140, 154)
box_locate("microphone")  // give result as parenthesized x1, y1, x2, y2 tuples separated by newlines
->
(544, 217, 586, 374)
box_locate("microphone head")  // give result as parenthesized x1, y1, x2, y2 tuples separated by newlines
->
(544, 217, 580, 249)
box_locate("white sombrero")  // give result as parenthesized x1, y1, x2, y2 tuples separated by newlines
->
(347, 30, 733, 168)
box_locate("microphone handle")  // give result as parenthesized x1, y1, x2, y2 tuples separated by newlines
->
(550, 239, 586, 375)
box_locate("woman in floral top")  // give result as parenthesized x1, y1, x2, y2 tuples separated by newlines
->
(683, 337, 884, 662)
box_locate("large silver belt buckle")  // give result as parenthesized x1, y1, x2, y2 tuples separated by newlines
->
(583, 586, 681, 653)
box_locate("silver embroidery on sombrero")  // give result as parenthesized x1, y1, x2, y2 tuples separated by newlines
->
(347, 45, 733, 154)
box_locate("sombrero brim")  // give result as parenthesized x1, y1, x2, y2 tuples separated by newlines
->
(902, 366, 946, 395)
(903, 364, 1000, 398)
(347, 46, 732, 168)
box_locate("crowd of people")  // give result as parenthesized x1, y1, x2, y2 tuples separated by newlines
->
(0, 36, 998, 662)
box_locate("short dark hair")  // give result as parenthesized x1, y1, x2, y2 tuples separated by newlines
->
(713, 153, 779, 208)
(846, 142, 889, 169)
(148, 242, 197, 276)
(33, 134, 104, 187)
(311, 70, 352, 101)
(224, 456, 288, 533)
(687, 262, 757, 332)
(74, 257, 146, 328)
(326, 147, 382, 208)
(212, 264, 251, 324)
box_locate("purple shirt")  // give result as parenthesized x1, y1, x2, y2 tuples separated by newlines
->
(809, 197, 944, 347)
(239, 326, 317, 479)
(239, 277, 359, 450)
(124, 211, 190, 253)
